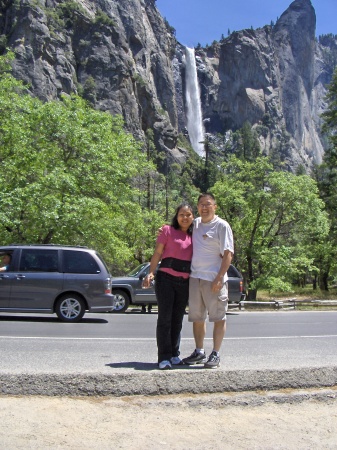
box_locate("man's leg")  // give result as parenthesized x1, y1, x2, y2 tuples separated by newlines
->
(213, 320, 226, 352)
(203, 320, 226, 368)
(193, 321, 206, 349)
(206, 281, 228, 354)
(182, 320, 207, 364)
(183, 278, 208, 365)
(204, 281, 228, 368)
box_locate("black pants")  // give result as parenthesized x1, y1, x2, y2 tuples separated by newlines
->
(155, 270, 189, 363)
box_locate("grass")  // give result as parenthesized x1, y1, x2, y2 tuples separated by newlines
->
(252, 286, 337, 310)
(256, 286, 337, 301)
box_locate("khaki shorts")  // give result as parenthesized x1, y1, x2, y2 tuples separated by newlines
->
(188, 277, 228, 322)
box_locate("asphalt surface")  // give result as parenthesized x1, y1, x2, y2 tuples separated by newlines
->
(1, 309, 337, 397)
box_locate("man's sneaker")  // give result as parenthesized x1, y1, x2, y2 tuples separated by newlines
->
(204, 351, 220, 369)
(183, 350, 207, 365)
(158, 360, 172, 370)
(170, 356, 183, 365)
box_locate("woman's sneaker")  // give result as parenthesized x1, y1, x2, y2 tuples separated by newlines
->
(182, 349, 207, 365)
(204, 351, 220, 369)
(158, 360, 172, 370)
(170, 356, 183, 365)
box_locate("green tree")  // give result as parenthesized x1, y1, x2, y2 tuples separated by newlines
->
(212, 156, 329, 298)
(232, 122, 261, 161)
(83, 75, 97, 103)
(0, 53, 158, 270)
(316, 67, 337, 287)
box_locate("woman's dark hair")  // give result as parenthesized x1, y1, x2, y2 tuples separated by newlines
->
(171, 202, 194, 235)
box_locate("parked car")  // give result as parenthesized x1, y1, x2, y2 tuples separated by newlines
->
(0, 244, 115, 322)
(111, 262, 246, 313)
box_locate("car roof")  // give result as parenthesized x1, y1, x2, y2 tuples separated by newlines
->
(0, 244, 91, 251)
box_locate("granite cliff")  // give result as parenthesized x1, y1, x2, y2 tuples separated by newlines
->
(0, 0, 336, 171)
(193, 0, 334, 170)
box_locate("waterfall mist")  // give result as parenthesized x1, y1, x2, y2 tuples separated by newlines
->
(185, 47, 205, 158)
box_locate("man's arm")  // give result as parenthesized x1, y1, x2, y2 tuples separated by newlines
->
(211, 250, 233, 292)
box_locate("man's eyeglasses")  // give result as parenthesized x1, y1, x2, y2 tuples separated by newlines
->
(198, 203, 215, 208)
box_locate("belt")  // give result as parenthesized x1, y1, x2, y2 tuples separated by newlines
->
(160, 257, 191, 273)
(157, 270, 189, 282)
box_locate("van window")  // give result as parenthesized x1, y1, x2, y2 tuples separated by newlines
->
(62, 250, 100, 274)
(19, 249, 59, 272)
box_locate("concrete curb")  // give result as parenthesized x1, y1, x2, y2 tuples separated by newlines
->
(1, 366, 337, 397)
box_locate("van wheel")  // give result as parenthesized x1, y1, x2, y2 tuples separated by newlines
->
(55, 294, 86, 322)
(111, 290, 130, 313)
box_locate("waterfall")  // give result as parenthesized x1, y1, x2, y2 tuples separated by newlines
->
(185, 47, 205, 158)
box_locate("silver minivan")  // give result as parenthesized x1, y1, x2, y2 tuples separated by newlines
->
(0, 245, 115, 322)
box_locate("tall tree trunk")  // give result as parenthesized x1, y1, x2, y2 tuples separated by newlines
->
(319, 271, 329, 291)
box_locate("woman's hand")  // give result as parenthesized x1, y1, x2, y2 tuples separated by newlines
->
(142, 273, 154, 289)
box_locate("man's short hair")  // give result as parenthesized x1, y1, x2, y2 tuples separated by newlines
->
(197, 193, 216, 203)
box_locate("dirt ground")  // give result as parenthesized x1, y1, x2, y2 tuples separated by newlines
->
(0, 389, 337, 449)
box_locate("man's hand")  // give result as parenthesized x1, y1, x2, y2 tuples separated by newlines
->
(211, 275, 223, 293)
(211, 250, 233, 292)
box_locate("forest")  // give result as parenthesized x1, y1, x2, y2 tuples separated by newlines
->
(0, 52, 336, 299)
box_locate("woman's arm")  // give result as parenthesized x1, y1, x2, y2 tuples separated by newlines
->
(142, 242, 165, 288)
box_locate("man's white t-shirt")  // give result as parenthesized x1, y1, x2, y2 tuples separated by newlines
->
(191, 216, 234, 282)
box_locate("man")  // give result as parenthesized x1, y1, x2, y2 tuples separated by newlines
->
(183, 193, 234, 369)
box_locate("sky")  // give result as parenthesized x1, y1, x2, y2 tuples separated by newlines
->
(156, 0, 337, 48)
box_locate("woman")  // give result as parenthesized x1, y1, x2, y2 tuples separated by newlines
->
(143, 202, 194, 370)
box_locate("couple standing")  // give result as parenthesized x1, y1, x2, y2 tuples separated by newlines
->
(143, 193, 234, 370)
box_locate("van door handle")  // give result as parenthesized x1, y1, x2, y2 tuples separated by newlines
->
(0, 274, 9, 279)
(16, 274, 26, 279)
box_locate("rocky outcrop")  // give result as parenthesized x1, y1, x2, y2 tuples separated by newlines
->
(0, 0, 336, 171)
(193, 0, 333, 169)
(0, 0, 183, 161)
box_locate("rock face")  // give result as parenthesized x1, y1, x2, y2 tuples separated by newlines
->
(0, 0, 335, 171)
(0, 0, 182, 161)
(194, 0, 334, 169)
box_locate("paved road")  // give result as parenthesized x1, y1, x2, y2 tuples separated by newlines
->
(1, 310, 337, 396)
(1, 310, 337, 372)
(1, 309, 336, 338)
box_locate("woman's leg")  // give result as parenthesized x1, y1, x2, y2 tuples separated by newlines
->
(155, 273, 175, 363)
(170, 279, 189, 358)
